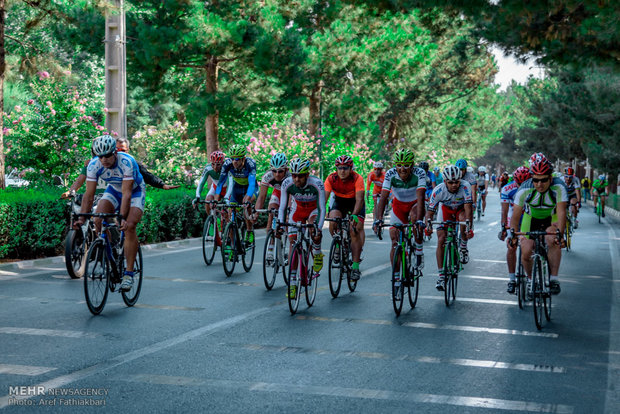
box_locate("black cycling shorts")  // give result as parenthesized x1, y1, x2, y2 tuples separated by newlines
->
(329, 196, 366, 218)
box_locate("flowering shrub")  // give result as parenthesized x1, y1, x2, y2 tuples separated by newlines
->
(130, 122, 205, 186)
(3, 72, 105, 184)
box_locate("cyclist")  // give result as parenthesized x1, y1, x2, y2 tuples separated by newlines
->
(499, 166, 532, 294)
(75, 135, 145, 291)
(254, 153, 290, 261)
(491, 172, 497, 189)
(592, 174, 609, 218)
(562, 167, 581, 228)
(373, 149, 427, 267)
(498, 172, 509, 192)
(193, 150, 227, 215)
(434, 166, 443, 185)
(324, 155, 366, 281)
(476, 166, 489, 216)
(277, 158, 326, 298)
(424, 165, 472, 291)
(214, 144, 258, 244)
(511, 156, 567, 295)
(419, 161, 436, 208)
(366, 161, 385, 223)
(456, 159, 478, 216)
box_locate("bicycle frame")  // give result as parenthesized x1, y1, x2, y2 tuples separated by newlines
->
(325, 216, 357, 297)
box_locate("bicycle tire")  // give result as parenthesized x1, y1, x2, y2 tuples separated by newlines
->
(221, 222, 237, 277)
(543, 258, 552, 321)
(392, 245, 405, 316)
(516, 248, 525, 309)
(288, 245, 303, 314)
(532, 256, 544, 330)
(328, 237, 343, 298)
(305, 250, 319, 307)
(444, 242, 455, 307)
(122, 245, 143, 307)
(240, 224, 255, 272)
(84, 240, 109, 315)
(65, 228, 86, 279)
(262, 231, 277, 290)
(202, 216, 217, 265)
(279, 236, 289, 286)
(346, 247, 357, 292)
(407, 267, 419, 309)
(565, 220, 571, 251)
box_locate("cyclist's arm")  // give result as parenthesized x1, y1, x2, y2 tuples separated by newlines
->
(139, 161, 165, 189)
(316, 182, 327, 229)
(255, 184, 269, 210)
(510, 204, 523, 234)
(80, 180, 97, 215)
(556, 201, 567, 238)
(471, 182, 478, 205)
(500, 203, 509, 228)
(246, 172, 257, 198)
(352, 190, 364, 216)
(376, 189, 390, 220)
(214, 168, 229, 199)
(196, 167, 210, 198)
(416, 187, 425, 221)
(366, 174, 372, 193)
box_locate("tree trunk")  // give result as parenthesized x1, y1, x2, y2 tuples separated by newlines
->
(205, 55, 219, 156)
(308, 80, 323, 138)
(0, 0, 5, 190)
(386, 117, 399, 146)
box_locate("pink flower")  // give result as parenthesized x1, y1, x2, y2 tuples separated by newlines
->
(64, 70, 72, 76)
(96, 125, 105, 130)
(103, 108, 109, 112)
(50, 109, 56, 115)
(78, 106, 85, 114)
(27, 99, 34, 105)
(37, 71, 50, 80)
(39, 169, 45, 174)
(14, 105, 22, 112)
(23, 127, 29, 133)
(46, 101, 53, 107)
(12, 119, 19, 124)
(72, 118, 77, 123)
(72, 144, 77, 148)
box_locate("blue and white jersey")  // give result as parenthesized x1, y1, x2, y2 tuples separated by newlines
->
(86, 152, 144, 192)
(427, 180, 473, 212)
(215, 157, 257, 197)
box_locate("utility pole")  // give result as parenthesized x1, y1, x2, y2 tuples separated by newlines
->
(104, 0, 127, 139)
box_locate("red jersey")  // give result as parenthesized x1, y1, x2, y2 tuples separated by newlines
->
(366, 171, 385, 195)
(324, 171, 365, 199)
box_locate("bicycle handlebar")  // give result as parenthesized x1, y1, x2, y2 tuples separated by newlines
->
(74, 213, 124, 219)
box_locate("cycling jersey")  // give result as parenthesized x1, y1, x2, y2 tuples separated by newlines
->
(325, 171, 365, 199)
(435, 172, 443, 185)
(561, 175, 580, 198)
(514, 179, 568, 219)
(215, 158, 257, 198)
(500, 181, 519, 224)
(424, 171, 436, 197)
(366, 171, 385, 195)
(382, 167, 427, 203)
(86, 153, 145, 211)
(196, 164, 225, 198)
(278, 175, 326, 229)
(427, 180, 473, 212)
(461, 171, 477, 188)
(476, 173, 489, 188)
(260, 169, 291, 205)
(592, 179, 608, 192)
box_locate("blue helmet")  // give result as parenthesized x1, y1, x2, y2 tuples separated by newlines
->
(455, 159, 467, 169)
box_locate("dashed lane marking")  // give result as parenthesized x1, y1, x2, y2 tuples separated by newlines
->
(0, 327, 99, 339)
(0, 364, 57, 376)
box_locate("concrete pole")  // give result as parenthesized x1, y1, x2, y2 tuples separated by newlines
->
(104, 0, 127, 139)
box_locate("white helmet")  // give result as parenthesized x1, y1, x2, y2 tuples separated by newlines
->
(478, 166, 486, 173)
(598, 174, 606, 180)
(467, 166, 474, 173)
(442, 165, 461, 181)
(373, 161, 384, 169)
(92, 135, 116, 156)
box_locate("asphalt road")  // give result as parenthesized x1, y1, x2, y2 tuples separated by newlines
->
(1, 190, 619, 413)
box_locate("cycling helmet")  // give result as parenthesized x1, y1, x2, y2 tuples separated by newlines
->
(528, 152, 547, 167)
(455, 158, 467, 169)
(270, 153, 288, 169)
(564, 167, 574, 176)
(229, 144, 247, 158)
(210, 150, 225, 164)
(289, 158, 310, 174)
(373, 161, 384, 169)
(478, 166, 486, 173)
(92, 135, 116, 156)
(418, 161, 429, 172)
(530, 158, 553, 175)
(513, 166, 532, 185)
(393, 149, 415, 165)
(433, 166, 440, 172)
(598, 174, 606, 181)
(335, 155, 354, 168)
(467, 166, 474, 173)
(442, 165, 461, 181)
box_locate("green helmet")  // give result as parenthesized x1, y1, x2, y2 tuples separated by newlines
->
(289, 158, 311, 174)
(393, 148, 415, 165)
(229, 144, 247, 158)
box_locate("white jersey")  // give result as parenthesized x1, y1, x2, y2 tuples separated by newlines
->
(462, 171, 477, 187)
(427, 180, 473, 212)
(86, 153, 144, 192)
(381, 167, 426, 203)
(475, 173, 489, 187)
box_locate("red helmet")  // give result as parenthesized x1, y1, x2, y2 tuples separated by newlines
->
(528, 152, 547, 167)
(513, 166, 532, 185)
(530, 158, 553, 176)
(210, 150, 225, 163)
(564, 167, 574, 176)
(335, 155, 354, 168)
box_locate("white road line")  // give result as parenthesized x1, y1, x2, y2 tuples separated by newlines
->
(124, 374, 573, 413)
(472, 259, 506, 264)
(0, 364, 56, 376)
(418, 295, 517, 306)
(605, 224, 620, 413)
(0, 327, 99, 339)
(0, 305, 273, 408)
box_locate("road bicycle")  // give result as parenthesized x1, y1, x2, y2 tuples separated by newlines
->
(279, 222, 320, 315)
(325, 216, 357, 298)
(64, 193, 100, 279)
(565, 210, 574, 252)
(430, 220, 470, 306)
(512, 229, 559, 330)
(78, 213, 143, 315)
(475, 190, 484, 221)
(257, 208, 288, 290)
(197, 200, 226, 266)
(594, 193, 606, 223)
(377, 222, 421, 316)
(221, 202, 255, 277)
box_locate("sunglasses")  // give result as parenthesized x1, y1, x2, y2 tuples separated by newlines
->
(291, 173, 307, 178)
(532, 177, 550, 183)
(445, 180, 460, 185)
(231, 157, 244, 161)
(98, 153, 115, 160)
(337, 166, 351, 171)
(272, 169, 286, 174)
(395, 163, 411, 169)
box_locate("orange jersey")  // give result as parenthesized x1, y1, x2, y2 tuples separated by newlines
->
(367, 171, 385, 194)
(324, 171, 365, 199)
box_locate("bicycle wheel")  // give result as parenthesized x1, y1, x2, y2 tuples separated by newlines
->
(543, 259, 552, 321)
(532, 257, 544, 330)
(328, 237, 343, 298)
(122, 245, 143, 307)
(565, 220, 571, 251)
(346, 248, 357, 292)
(407, 265, 419, 309)
(476, 201, 482, 221)
(221, 222, 237, 277)
(444, 243, 455, 307)
(202, 216, 217, 265)
(65, 228, 86, 279)
(279, 236, 289, 286)
(84, 240, 109, 315)
(262, 231, 277, 290)
(516, 248, 525, 309)
(288, 246, 303, 314)
(305, 250, 319, 307)
(240, 224, 255, 272)
(392, 245, 405, 316)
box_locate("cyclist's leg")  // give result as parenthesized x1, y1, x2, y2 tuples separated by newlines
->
(309, 211, 323, 272)
(457, 208, 469, 259)
(124, 186, 146, 273)
(547, 220, 562, 294)
(327, 197, 342, 236)
(408, 203, 424, 267)
(350, 210, 365, 263)
(506, 237, 518, 293)
(482, 190, 487, 213)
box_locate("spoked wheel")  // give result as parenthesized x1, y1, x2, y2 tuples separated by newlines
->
(288, 246, 303, 314)
(516, 249, 525, 309)
(279, 236, 289, 286)
(565, 221, 572, 252)
(65, 228, 87, 279)
(240, 224, 255, 272)
(444, 243, 455, 306)
(408, 269, 420, 309)
(532, 258, 544, 330)
(122, 245, 143, 307)
(305, 251, 319, 307)
(221, 222, 237, 277)
(346, 250, 357, 292)
(392, 246, 405, 316)
(202, 216, 217, 265)
(84, 240, 109, 315)
(262, 231, 277, 290)
(543, 260, 552, 321)
(328, 237, 343, 298)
